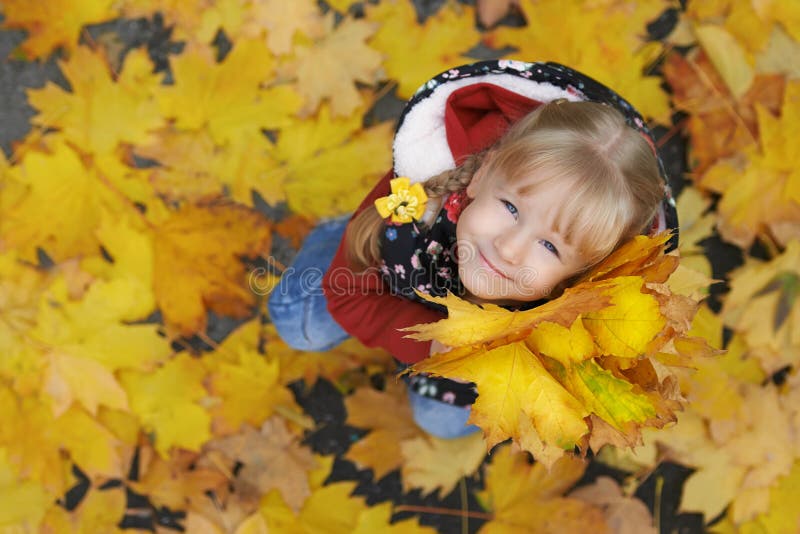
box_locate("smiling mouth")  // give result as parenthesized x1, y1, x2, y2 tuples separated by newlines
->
(479, 252, 510, 279)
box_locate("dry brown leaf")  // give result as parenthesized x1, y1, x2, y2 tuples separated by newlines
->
(204, 417, 316, 513)
(569, 476, 656, 534)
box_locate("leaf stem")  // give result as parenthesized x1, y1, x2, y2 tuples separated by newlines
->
(656, 116, 689, 149)
(654, 474, 664, 532)
(393, 504, 493, 520)
(460, 477, 469, 534)
(685, 55, 757, 146)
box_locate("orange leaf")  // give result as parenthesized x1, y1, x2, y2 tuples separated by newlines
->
(153, 202, 271, 337)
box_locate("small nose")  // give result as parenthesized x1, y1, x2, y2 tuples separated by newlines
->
(493, 228, 527, 265)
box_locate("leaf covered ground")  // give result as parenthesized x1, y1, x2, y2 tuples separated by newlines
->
(0, 0, 799, 532)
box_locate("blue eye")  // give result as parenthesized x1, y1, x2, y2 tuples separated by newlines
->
(502, 200, 518, 217)
(541, 240, 560, 257)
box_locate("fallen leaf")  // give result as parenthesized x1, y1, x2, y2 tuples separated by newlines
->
(0, 0, 118, 59)
(1, 140, 126, 262)
(27, 47, 163, 154)
(0, 448, 50, 529)
(367, 0, 481, 99)
(119, 354, 211, 456)
(241, 0, 325, 55)
(487, 0, 671, 122)
(293, 15, 382, 116)
(130, 447, 228, 512)
(476, 445, 607, 533)
(345, 381, 424, 479)
(694, 24, 754, 99)
(400, 432, 486, 497)
(204, 417, 316, 512)
(569, 476, 656, 534)
(152, 202, 271, 337)
(155, 40, 300, 144)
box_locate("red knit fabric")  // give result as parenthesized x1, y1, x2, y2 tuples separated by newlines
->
(445, 82, 542, 163)
(322, 84, 542, 363)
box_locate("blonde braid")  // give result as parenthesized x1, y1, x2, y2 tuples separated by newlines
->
(345, 151, 487, 271)
(422, 151, 486, 198)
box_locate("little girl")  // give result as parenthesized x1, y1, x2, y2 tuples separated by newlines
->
(268, 60, 679, 438)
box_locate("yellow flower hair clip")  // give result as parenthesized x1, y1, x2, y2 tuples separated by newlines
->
(374, 177, 428, 224)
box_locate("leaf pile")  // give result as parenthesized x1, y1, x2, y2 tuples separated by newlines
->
(406, 234, 711, 467)
(0, 0, 799, 532)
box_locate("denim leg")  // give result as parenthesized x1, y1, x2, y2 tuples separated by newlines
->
(408, 389, 480, 439)
(268, 215, 351, 352)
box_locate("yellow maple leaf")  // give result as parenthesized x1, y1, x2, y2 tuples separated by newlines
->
(206, 348, 298, 435)
(721, 239, 800, 373)
(399, 432, 486, 497)
(0, 252, 50, 394)
(193, 0, 250, 44)
(0, 389, 78, 494)
(119, 354, 211, 456)
(152, 202, 271, 337)
(731, 461, 800, 534)
(582, 277, 665, 358)
(292, 15, 383, 116)
(43, 351, 128, 417)
(352, 502, 438, 534)
(403, 284, 609, 347)
(476, 445, 608, 533)
(408, 236, 694, 463)
(413, 341, 590, 453)
(259, 474, 433, 533)
(487, 0, 671, 122)
(241, 0, 326, 55)
(51, 406, 127, 480)
(366, 0, 481, 99)
(27, 47, 163, 155)
(88, 213, 157, 322)
(118, 0, 213, 42)
(259, 481, 363, 533)
(694, 24, 755, 99)
(135, 128, 286, 206)
(0, 0, 118, 59)
(676, 186, 715, 275)
(701, 80, 800, 248)
(40, 485, 126, 533)
(269, 323, 394, 386)
(0, 448, 49, 530)
(1, 140, 126, 262)
(527, 318, 596, 366)
(281, 120, 394, 218)
(155, 40, 301, 144)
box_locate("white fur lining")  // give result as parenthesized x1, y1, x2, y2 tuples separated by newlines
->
(393, 74, 584, 184)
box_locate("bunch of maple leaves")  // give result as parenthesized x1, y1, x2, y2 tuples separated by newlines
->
(1, 0, 799, 532)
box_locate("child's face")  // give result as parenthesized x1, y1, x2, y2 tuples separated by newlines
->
(455, 166, 589, 304)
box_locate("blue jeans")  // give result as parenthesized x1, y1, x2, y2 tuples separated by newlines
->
(269, 216, 479, 439)
(268, 216, 351, 352)
(408, 390, 480, 438)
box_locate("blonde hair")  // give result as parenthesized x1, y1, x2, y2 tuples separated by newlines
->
(346, 100, 664, 271)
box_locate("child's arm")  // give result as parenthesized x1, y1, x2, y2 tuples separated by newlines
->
(322, 171, 444, 364)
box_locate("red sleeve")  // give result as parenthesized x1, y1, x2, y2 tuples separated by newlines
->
(322, 171, 444, 364)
